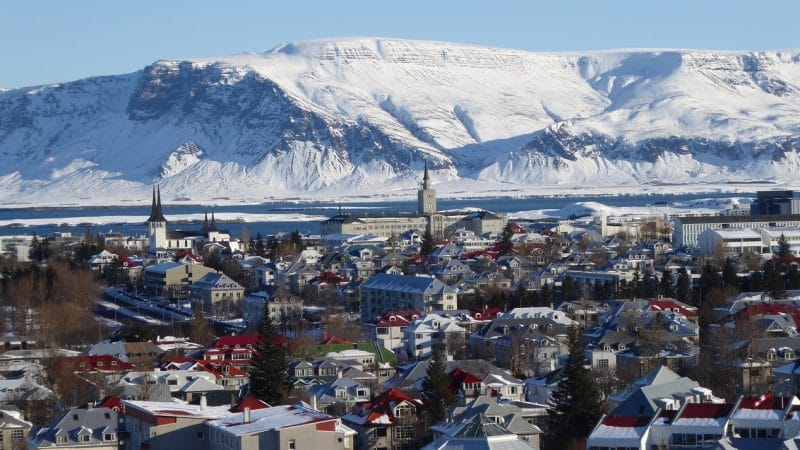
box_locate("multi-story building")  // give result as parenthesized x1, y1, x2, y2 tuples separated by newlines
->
(750, 190, 800, 215)
(403, 313, 468, 360)
(241, 289, 303, 328)
(673, 214, 800, 248)
(360, 274, 457, 323)
(365, 311, 420, 355)
(142, 262, 217, 299)
(189, 272, 244, 313)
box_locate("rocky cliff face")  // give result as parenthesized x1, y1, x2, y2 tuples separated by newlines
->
(2, 39, 800, 205)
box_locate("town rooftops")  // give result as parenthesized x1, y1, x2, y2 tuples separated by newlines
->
(191, 272, 241, 290)
(206, 404, 355, 436)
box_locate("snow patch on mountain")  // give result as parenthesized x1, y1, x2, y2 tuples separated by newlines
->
(3, 38, 800, 206)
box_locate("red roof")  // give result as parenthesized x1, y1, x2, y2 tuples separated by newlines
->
(601, 416, 651, 427)
(212, 333, 289, 349)
(230, 396, 271, 412)
(738, 304, 800, 328)
(96, 395, 124, 412)
(678, 403, 733, 419)
(450, 368, 483, 387)
(352, 389, 422, 425)
(649, 299, 697, 318)
(469, 308, 503, 321)
(739, 393, 786, 410)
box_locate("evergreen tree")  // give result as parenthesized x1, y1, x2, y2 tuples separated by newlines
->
(676, 268, 691, 303)
(642, 271, 658, 299)
(541, 283, 554, 307)
(660, 269, 675, 298)
(561, 276, 577, 302)
(777, 233, 792, 257)
(764, 260, 786, 298)
(722, 258, 739, 292)
(421, 229, 435, 256)
(498, 223, 515, 256)
(189, 307, 215, 346)
(544, 326, 603, 450)
(248, 306, 289, 405)
(421, 346, 455, 425)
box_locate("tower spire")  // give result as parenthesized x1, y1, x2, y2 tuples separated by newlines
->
(147, 185, 157, 222)
(202, 211, 209, 232)
(209, 210, 217, 231)
(147, 184, 167, 223)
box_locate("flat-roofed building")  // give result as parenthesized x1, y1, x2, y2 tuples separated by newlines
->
(698, 228, 763, 256)
(360, 274, 457, 322)
(673, 214, 800, 248)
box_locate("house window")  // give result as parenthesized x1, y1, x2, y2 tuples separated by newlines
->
(56, 436, 67, 444)
(597, 359, 609, 369)
(289, 440, 296, 449)
(80, 434, 90, 442)
(103, 433, 115, 441)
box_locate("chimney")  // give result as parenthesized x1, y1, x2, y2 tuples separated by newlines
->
(243, 407, 251, 424)
(200, 395, 207, 410)
(337, 369, 343, 379)
(311, 395, 318, 411)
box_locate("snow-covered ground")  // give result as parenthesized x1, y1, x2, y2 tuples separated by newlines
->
(0, 212, 328, 227)
(509, 197, 751, 220)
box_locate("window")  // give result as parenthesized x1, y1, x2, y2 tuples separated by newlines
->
(103, 433, 115, 441)
(80, 434, 90, 442)
(288, 440, 296, 449)
(56, 436, 67, 444)
(597, 359, 609, 369)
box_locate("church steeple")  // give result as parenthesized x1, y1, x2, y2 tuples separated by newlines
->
(422, 161, 431, 189)
(202, 211, 209, 232)
(147, 184, 167, 223)
(209, 211, 218, 232)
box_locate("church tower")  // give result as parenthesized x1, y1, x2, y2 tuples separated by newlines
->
(417, 162, 437, 215)
(147, 185, 168, 251)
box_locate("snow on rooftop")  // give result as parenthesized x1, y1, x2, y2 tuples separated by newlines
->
(125, 400, 231, 419)
(207, 405, 354, 436)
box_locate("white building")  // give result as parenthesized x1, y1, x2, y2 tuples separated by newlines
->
(403, 313, 467, 360)
(698, 228, 764, 256)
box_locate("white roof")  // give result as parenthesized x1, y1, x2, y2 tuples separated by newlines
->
(711, 228, 761, 239)
(207, 404, 355, 436)
(125, 400, 231, 419)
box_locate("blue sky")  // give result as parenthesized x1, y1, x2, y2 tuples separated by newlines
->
(1, 0, 799, 89)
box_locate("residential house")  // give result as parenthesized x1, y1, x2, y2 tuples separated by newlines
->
(422, 414, 536, 450)
(29, 407, 118, 450)
(403, 313, 468, 360)
(342, 389, 423, 450)
(142, 262, 216, 299)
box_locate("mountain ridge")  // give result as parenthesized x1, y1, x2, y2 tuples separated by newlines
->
(2, 37, 800, 206)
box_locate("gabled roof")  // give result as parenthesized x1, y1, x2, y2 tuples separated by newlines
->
(230, 396, 270, 413)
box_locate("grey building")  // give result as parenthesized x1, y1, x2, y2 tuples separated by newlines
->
(360, 274, 458, 322)
(750, 190, 800, 215)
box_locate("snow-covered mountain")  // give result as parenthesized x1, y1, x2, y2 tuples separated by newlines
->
(3, 38, 800, 206)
